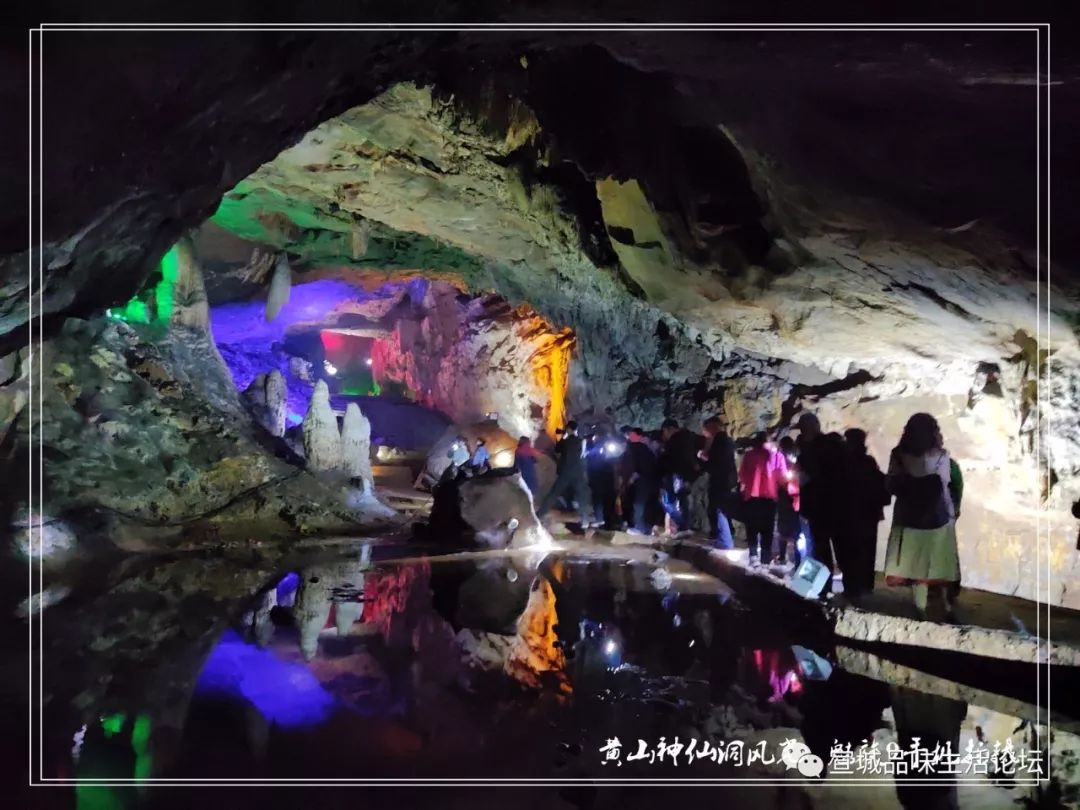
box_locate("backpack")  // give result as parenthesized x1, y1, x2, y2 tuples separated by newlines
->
(892, 453, 951, 530)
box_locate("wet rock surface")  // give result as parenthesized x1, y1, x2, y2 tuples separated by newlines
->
(18, 318, 397, 550)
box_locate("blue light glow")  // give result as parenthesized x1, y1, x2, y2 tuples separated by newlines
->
(194, 630, 338, 728)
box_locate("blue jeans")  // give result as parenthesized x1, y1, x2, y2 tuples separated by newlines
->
(713, 506, 734, 549)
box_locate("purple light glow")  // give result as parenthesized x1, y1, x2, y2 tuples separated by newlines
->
(211, 279, 370, 345)
(194, 630, 338, 728)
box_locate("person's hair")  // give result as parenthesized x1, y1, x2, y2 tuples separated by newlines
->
(476, 437, 486, 445)
(844, 428, 867, 452)
(619, 424, 634, 435)
(518, 436, 531, 447)
(661, 418, 679, 431)
(566, 420, 578, 432)
(751, 431, 767, 448)
(703, 416, 723, 431)
(898, 413, 943, 456)
(779, 435, 796, 453)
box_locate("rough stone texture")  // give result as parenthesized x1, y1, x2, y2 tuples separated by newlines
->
(265, 253, 292, 322)
(12, 318, 394, 547)
(424, 421, 555, 492)
(341, 402, 374, 489)
(834, 607, 1080, 667)
(6, 34, 1079, 602)
(371, 283, 575, 439)
(429, 470, 554, 551)
(263, 370, 287, 438)
(302, 380, 344, 474)
(171, 236, 213, 331)
(210, 80, 1079, 606)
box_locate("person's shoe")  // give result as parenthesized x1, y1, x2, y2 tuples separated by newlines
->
(626, 528, 645, 536)
(748, 554, 761, 568)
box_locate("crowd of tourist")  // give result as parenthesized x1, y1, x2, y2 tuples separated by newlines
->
(492, 410, 964, 616)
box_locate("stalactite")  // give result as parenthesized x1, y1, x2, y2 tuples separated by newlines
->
(350, 220, 370, 259)
(265, 253, 292, 322)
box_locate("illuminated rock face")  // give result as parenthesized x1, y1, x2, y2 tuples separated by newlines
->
(208, 83, 1079, 607)
(341, 403, 374, 490)
(371, 283, 574, 440)
(302, 380, 343, 473)
(8, 42, 1080, 607)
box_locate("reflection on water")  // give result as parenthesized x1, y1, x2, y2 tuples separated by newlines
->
(34, 541, 1076, 809)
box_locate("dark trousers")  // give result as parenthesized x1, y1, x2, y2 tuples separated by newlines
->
(745, 497, 777, 560)
(708, 486, 735, 549)
(807, 515, 837, 593)
(539, 472, 592, 525)
(836, 518, 879, 597)
(662, 476, 692, 531)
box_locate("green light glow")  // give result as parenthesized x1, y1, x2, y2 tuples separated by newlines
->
(155, 245, 180, 322)
(101, 713, 125, 738)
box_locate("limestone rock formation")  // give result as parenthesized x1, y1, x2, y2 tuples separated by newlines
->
(293, 570, 332, 661)
(265, 253, 292, 322)
(429, 470, 554, 551)
(171, 236, 213, 331)
(341, 402, 374, 490)
(16, 318, 393, 546)
(264, 370, 287, 438)
(424, 422, 555, 494)
(302, 380, 344, 473)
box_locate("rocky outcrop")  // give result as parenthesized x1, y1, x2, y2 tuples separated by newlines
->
(14, 317, 395, 549)
(429, 470, 554, 551)
(341, 403, 374, 490)
(171, 236, 213, 332)
(302, 380, 344, 474)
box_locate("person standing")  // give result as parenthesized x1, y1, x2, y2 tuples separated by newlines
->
(883, 413, 960, 619)
(469, 437, 490, 475)
(836, 428, 889, 599)
(793, 413, 844, 595)
(538, 420, 596, 529)
(701, 416, 738, 549)
(659, 418, 706, 533)
(514, 436, 540, 496)
(619, 426, 661, 535)
(776, 435, 802, 566)
(738, 432, 789, 566)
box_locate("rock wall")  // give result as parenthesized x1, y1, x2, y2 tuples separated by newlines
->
(371, 282, 574, 440)
(213, 81, 1079, 606)
(13, 317, 396, 552)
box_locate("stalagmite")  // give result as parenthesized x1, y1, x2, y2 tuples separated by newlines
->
(265, 253, 292, 322)
(302, 380, 343, 472)
(171, 236, 212, 330)
(264, 370, 287, 437)
(335, 601, 364, 635)
(341, 402, 374, 490)
(293, 571, 331, 662)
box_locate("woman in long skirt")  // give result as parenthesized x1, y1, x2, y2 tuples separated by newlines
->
(883, 413, 961, 619)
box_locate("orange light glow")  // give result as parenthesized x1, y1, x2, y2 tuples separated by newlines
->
(517, 307, 575, 439)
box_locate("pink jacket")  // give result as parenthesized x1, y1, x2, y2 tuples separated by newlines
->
(739, 445, 789, 501)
